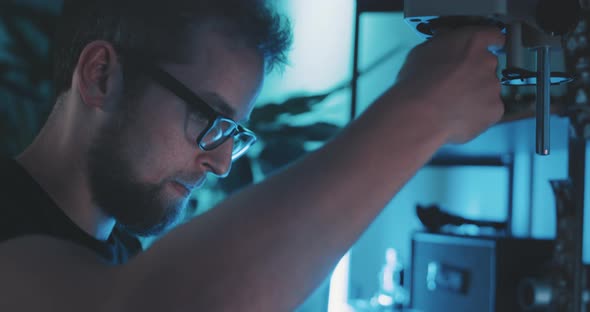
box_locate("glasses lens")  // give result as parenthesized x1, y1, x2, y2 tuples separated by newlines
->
(200, 118, 235, 149)
(199, 117, 257, 160)
(231, 132, 257, 160)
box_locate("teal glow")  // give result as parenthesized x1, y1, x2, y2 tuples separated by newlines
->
(270, 2, 357, 311)
(327, 252, 351, 312)
(438, 166, 510, 222)
(511, 152, 533, 237)
(257, 0, 355, 104)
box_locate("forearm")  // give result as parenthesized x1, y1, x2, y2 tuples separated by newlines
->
(114, 84, 447, 311)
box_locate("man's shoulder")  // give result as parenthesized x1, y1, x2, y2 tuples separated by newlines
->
(0, 235, 101, 261)
(0, 157, 33, 225)
(0, 157, 35, 198)
(0, 157, 45, 231)
(0, 157, 21, 188)
(0, 157, 143, 263)
(0, 235, 120, 312)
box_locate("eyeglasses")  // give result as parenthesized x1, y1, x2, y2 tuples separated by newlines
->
(144, 65, 257, 161)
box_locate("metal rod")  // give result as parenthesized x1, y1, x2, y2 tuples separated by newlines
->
(507, 156, 514, 237)
(536, 46, 551, 155)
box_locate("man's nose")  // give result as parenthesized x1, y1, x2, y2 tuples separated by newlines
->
(199, 140, 233, 178)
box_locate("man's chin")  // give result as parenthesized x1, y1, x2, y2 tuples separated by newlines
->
(118, 200, 185, 237)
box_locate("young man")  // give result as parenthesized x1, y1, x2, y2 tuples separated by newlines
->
(0, 0, 504, 311)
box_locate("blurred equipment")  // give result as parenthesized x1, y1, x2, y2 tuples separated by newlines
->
(350, 0, 590, 311)
(513, 8, 590, 311)
(404, 0, 581, 155)
(371, 248, 409, 310)
(416, 204, 508, 234)
(410, 232, 554, 312)
(350, 248, 412, 312)
(513, 179, 587, 311)
(403, 2, 590, 311)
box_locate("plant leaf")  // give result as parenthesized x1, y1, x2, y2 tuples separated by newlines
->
(251, 92, 332, 126)
(257, 122, 341, 142)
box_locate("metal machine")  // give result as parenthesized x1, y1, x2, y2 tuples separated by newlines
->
(350, 1, 589, 311)
(401, 1, 589, 311)
(404, 0, 580, 156)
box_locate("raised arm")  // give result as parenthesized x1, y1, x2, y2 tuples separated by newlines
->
(0, 27, 504, 312)
(113, 28, 505, 311)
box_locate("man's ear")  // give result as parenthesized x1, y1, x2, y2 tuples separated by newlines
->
(74, 40, 123, 110)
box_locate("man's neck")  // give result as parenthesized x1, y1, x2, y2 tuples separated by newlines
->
(15, 126, 116, 241)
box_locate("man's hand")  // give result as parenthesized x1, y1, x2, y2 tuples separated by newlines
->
(396, 27, 506, 143)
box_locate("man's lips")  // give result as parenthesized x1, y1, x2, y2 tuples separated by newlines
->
(171, 181, 191, 196)
(172, 177, 207, 196)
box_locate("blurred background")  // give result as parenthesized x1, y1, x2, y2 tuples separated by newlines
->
(1, 1, 589, 311)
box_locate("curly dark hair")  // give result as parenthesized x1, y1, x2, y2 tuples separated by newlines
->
(53, 0, 292, 97)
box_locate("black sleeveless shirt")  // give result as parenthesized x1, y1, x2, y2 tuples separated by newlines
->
(0, 158, 142, 264)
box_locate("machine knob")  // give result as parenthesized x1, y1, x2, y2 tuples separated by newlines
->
(518, 278, 554, 310)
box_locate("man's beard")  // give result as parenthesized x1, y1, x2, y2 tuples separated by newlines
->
(87, 107, 185, 237)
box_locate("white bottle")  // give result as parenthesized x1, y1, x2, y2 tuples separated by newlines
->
(371, 248, 408, 311)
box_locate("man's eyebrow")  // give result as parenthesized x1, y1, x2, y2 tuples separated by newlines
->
(199, 92, 237, 119)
